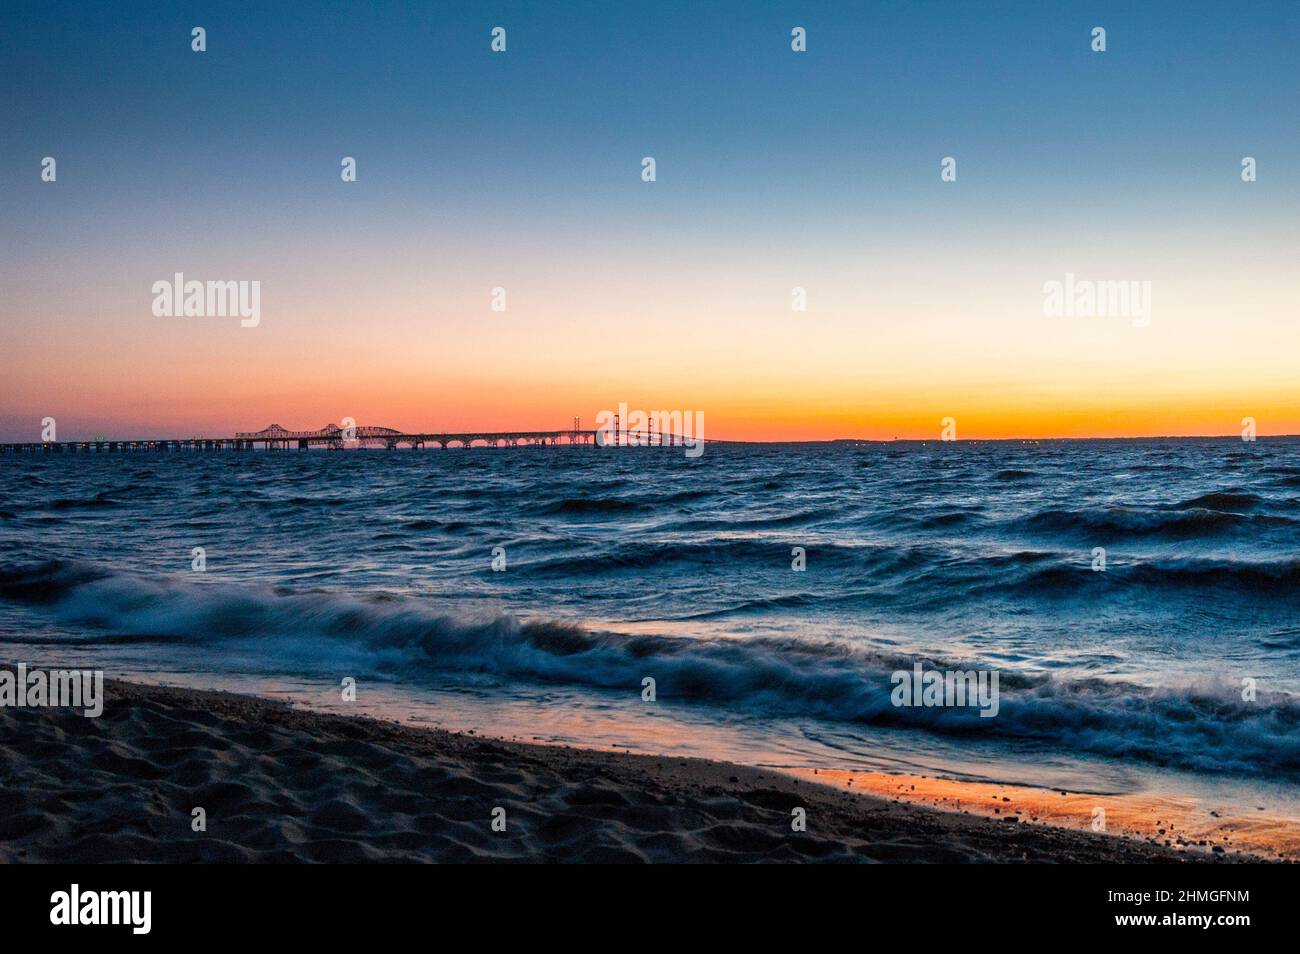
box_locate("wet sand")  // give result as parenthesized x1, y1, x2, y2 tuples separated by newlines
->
(785, 769, 1298, 862)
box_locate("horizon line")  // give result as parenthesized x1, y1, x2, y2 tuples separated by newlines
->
(4, 429, 1296, 447)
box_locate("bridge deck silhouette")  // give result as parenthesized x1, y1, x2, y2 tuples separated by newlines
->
(0, 422, 680, 453)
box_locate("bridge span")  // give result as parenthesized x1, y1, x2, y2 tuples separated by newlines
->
(0, 421, 677, 453)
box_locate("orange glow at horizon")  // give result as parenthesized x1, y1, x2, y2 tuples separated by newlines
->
(6, 355, 1298, 442)
(4, 236, 1296, 443)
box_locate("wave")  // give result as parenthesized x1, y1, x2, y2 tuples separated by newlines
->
(1002, 557, 1300, 599)
(400, 519, 442, 531)
(501, 489, 711, 516)
(1172, 491, 1262, 512)
(48, 496, 119, 510)
(675, 508, 836, 531)
(1015, 506, 1294, 540)
(514, 539, 937, 578)
(535, 497, 646, 516)
(0, 560, 111, 603)
(656, 489, 715, 504)
(1258, 628, 1300, 651)
(917, 511, 979, 529)
(251, 496, 350, 508)
(396, 518, 472, 533)
(3, 559, 1298, 779)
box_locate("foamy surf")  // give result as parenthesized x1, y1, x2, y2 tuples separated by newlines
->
(3, 557, 1297, 780)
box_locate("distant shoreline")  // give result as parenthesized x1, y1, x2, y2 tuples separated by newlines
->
(708, 434, 1300, 445)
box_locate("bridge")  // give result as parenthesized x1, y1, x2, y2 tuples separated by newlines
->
(0, 420, 678, 453)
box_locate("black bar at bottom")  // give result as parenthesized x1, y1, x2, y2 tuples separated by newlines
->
(0, 861, 1283, 940)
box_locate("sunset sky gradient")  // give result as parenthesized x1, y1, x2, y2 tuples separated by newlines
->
(2, 1, 1297, 441)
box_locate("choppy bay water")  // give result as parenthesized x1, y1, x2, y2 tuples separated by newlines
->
(2, 439, 1299, 812)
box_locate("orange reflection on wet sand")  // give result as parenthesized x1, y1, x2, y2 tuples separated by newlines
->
(783, 768, 1300, 862)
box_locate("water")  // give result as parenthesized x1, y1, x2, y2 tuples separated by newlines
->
(2, 439, 1299, 809)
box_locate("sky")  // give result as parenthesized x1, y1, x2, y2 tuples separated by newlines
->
(2, 0, 1297, 441)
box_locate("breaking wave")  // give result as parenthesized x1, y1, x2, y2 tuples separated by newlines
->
(3, 559, 1297, 779)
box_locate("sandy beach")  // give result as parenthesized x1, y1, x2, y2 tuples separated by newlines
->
(0, 677, 1261, 864)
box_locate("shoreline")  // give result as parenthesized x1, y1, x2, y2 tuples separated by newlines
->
(0, 677, 1268, 863)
